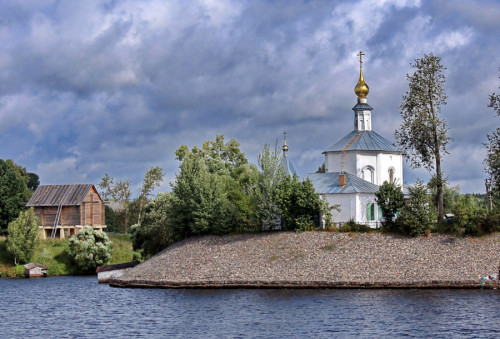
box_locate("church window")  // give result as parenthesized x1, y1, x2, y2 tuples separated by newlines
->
(362, 166, 375, 183)
(388, 167, 395, 183)
(366, 203, 375, 221)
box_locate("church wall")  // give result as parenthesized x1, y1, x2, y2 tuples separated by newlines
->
(324, 193, 355, 222)
(377, 153, 403, 185)
(355, 152, 378, 183)
(324, 192, 381, 225)
(325, 152, 357, 174)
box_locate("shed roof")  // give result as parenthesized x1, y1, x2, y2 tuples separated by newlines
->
(305, 172, 380, 194)
(24, 263, 48, 270)
(323, 130, 400, 153)
(26, 184, 96, 207)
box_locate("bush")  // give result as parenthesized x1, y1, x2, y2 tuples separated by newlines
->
(68, 227, 112, 273)
(395, 181, 434, 236)
(338, 219, 373, 233)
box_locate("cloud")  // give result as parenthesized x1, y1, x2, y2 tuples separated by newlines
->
(0, 0, 497, 195)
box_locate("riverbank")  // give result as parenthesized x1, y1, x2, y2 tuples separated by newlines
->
(0, 234, 138, 277)
(110, 232, 500, 289)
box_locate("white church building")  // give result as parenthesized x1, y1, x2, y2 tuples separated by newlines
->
(306, 52, 403, 226)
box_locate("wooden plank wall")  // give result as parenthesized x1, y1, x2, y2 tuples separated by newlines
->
(82, 186, 104, 225)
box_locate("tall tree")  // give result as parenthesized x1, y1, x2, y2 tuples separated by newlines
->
(137, 166, 164, 224)
(256, 142, 286, 230)
(485, 71, 500, 204)
(7, 208, 40, 265)
(395, 53, 451, 221)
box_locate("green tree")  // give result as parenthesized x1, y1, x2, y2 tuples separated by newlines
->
(452, 194, 485, 236)
(104, 205, 117, 232)
(98, 174, 132, 233)
(7, 208, 40, 265)
(375, 181, 404, 230)
(395, 53, 451, 222)
(0, 159, 29, 231)
(68, 227, 113, 273)
(428, 179, 460, 215)
(256, 142, 286, 230)
(6, 160, 38, 199)
(136, 166, 164, 224)
(485, 71, 500, 204)
(396, 180, 434, 236)
(274, 175, 323, 231)
(132, 193, 174, 257)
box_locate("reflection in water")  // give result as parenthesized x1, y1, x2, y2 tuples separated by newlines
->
(2, 277, 500, 338)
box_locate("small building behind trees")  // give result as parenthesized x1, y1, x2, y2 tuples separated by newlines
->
(26, 184, 106, 239)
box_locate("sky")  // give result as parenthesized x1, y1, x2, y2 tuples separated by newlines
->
(0, 0, 499, 196)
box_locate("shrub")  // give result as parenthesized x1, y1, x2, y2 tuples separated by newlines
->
(68, 227, 112, 274)
(395, 181, 434, 236)
(338, 219, 373, 233)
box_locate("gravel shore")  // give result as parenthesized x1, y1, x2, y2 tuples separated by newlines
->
(111, 232, 500, 289)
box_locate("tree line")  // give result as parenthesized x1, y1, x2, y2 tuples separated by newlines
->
(131, 135, 328, 258)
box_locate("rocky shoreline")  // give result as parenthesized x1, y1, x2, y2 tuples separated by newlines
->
(110, 232, 500, 289)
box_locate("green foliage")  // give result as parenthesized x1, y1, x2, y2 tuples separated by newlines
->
(68, 227, 113, 273)
(428, 179, 460, 214)
(132, 193, 174, 258)
(104, 205, 118, 232)
(274, 175, 323, 231)
(0, 159, 30, 230)
(451, 195, 485, 236)
(98, 174, 132, 232)
(375, 181, 404, 230)
(485, 73, 500, 203)
(256, 142, 286, 230)
(137, 166, 164, 224)
(168, 136, 253, 239)
(395, 53, 451, 220)
(7, 208, 40, 264)
(396, 180, 434, 236)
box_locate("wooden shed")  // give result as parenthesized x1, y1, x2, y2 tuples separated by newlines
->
(24, 263, 48, 277)
(26, 184, 106, 239)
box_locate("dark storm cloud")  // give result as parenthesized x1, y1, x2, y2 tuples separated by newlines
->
(0, 0, 497, 193)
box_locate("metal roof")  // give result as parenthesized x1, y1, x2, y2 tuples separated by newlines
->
(323, 130, 400, 153)
(26, 184, 95, 207)
(281, 157, 297, 176)
(305, 172, 380, 194)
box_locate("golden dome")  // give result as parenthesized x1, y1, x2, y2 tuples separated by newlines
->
(354, 71, 369, 98)
(282, 131, 289, 156)
(354, 51, 369, 98)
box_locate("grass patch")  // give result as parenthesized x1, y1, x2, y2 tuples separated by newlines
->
(0, 233, 139, 277)
(108, 234, 141, 264)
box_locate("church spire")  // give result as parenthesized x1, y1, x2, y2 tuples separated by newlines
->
(352, 51, 373, 131)
(354, 51, 369, 99)
(282, 131, 289, 157)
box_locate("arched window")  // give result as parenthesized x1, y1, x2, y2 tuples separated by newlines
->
(362, 166, 375, 183)
(388, 167, 395, 183)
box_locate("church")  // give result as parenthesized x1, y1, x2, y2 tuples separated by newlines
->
(304, 52, 403, 226)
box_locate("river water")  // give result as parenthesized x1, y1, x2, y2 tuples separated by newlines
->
(2, 276, 500, 338)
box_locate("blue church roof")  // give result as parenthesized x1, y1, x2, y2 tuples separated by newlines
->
(281, 157, 297, 176)
(323, 130, 400, 153)
(305, 172, 380, 194)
